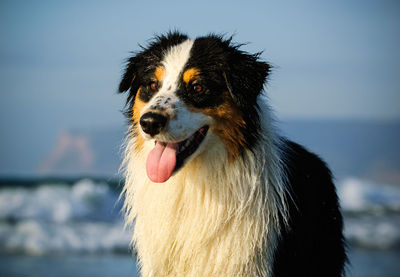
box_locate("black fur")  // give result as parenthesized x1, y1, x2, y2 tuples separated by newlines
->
(274, 141, 347, 276)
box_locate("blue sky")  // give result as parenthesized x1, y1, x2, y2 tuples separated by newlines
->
(0, 0, 399, 175)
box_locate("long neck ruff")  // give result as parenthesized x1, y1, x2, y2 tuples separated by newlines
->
(121, 104, 289, 277)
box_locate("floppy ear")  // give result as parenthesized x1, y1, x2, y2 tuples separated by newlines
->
(224, 50, 271, 108)
(118, 54, 146, 112)
(222, 48, 271, 150)
(119, 55, 140, 93)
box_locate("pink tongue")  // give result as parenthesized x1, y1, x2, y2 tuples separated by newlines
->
(146, 141, 178, 183)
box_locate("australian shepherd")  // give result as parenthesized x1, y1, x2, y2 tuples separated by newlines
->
(118, 32, 346, 277)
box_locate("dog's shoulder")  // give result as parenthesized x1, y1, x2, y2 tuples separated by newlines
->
(274, 139, 347, 277)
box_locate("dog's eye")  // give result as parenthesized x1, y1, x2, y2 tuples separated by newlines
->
(192, 84, 204, 93)
(149, 81, 158, 91)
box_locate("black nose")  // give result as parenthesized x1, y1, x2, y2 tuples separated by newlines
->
(139, 112, 168, 136)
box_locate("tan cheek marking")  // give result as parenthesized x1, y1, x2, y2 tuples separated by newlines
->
(155, 66, 165, 81)
(132, 88, 146, 151)
(192, 92, 246, 160)
(183, 68, 200, 84)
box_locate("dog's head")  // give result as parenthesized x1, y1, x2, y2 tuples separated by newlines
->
(119, 32, 270, 183)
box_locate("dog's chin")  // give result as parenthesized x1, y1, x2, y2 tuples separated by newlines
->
(145, 126, 209, 183)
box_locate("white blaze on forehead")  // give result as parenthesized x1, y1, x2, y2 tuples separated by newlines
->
(141, 39, 194, 113)
(160, 39, 194, 91)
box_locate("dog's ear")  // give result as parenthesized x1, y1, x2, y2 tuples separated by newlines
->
(119, 54, 146, 111)
(224, 49, 271, 108)
(119, 55, 140, 93)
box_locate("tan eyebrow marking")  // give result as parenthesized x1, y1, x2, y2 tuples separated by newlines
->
(155, 66, 165, 81)
(183, 68, 200, 84)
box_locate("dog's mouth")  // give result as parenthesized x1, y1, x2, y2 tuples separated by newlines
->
(146, 126, 209, 183)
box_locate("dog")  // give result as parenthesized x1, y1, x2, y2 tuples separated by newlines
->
(118, 32, 347, 277)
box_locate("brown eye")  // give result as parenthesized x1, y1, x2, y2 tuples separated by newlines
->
(192, 84, 203, 93)
(149, 82, 158, 91)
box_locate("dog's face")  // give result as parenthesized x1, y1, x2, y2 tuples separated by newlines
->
(119, 32, 270, 183)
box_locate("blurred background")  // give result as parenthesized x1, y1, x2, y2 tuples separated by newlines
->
(0, 0, 399, 276)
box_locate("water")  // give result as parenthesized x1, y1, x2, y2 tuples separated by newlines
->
(0, 179, 130, 255)
(0, 178, 399, 276)
(338, 178, 400, 250)
(0, 255, 139, 277)
(0, 250, 397, 277)
(347, 248, 400, 277)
